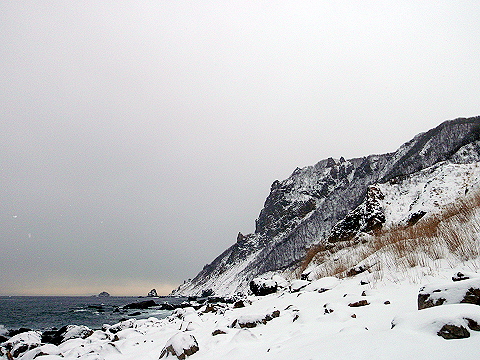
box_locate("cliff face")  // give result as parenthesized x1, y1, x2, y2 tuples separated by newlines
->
(173, 116, 480, 296)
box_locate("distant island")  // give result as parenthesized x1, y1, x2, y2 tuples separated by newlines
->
(97, 291, 110, 297)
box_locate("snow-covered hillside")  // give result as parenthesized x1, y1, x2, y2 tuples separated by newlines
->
(174, 116, 480, 297)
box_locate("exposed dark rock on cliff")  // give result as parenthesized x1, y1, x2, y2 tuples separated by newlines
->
(173, 116, 480, 296)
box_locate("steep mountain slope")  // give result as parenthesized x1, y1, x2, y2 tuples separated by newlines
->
(173, 116, 480, 296)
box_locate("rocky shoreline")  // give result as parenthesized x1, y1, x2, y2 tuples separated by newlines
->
(1, 269, 480, 360)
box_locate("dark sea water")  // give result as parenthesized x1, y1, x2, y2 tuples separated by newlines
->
(0, 296, 183, 332)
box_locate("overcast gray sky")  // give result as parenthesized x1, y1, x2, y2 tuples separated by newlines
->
(1, 1, 479, 295)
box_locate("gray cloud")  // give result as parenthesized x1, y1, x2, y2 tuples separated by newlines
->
(1, 1, 479, 295)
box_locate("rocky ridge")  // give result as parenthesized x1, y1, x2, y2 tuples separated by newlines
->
(173, 116, 480, 296)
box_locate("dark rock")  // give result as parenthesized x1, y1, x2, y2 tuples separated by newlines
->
(129, 312, 142, 316)
(207, 296, 234, 304)
(384, 301, 391, 305)
(465, 318, 480, 331)
(233, 300, 246, 308)
(201, 289, 215, 298)
(212, 329, 227, 336)
(406, 210, 427, 226)
(147, 289, 158, 297)
(452, 272, 470, 282)
(123, 300, 157, 310)
(437, 324, 470, 339)
(348, 300, 370, 307)
(98, 291, 110, 297)
(463, 287, 480, 305)
(159, 303, 175, 311)
(300, 272, 311, 281)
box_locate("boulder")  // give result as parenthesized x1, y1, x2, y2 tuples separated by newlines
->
(250, 277, 278, 296)
(160, 333, 199, 359)
(437, 324, 470, 339)
(418, 278, 480, 310)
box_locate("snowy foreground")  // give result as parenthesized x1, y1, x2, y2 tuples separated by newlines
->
(3, 265, 480, 360)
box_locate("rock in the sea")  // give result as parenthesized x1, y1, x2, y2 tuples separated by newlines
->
(418, 278, 480, 310)
(147, 288, 158, 297)
(98, 291, 110, 297)
(160, 332, 199, 359)
(123, 300, 157, 310)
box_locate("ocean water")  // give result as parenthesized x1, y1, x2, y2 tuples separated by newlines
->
(0, 296, 182, 331)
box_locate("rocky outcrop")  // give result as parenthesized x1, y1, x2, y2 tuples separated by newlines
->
(328, 185, 385, 242)
(174, 116, 480, 296)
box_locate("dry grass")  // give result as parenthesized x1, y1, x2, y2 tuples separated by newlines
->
(300, 188, 480, 281)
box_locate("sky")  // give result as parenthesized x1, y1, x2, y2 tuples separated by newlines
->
(1, 1, 479, 296)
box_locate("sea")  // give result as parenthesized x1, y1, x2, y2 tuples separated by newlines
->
(0, 296, 184, 332)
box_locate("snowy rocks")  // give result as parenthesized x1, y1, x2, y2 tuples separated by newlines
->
(437, 323, 471, 339)
(392, 304, 480, 340)
(418, 278, 480, 310)
(231, 310, 280, 329)
(42, 325, 94, 345)
(2, 330, 41, 358)
(160, 332, 199, 359)
(290, 280, 309, 292)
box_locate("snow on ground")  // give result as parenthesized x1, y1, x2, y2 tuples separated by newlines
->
(3, 261, 480, 360)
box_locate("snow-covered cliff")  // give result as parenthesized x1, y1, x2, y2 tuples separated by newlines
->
(173, 116, 480, 296)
